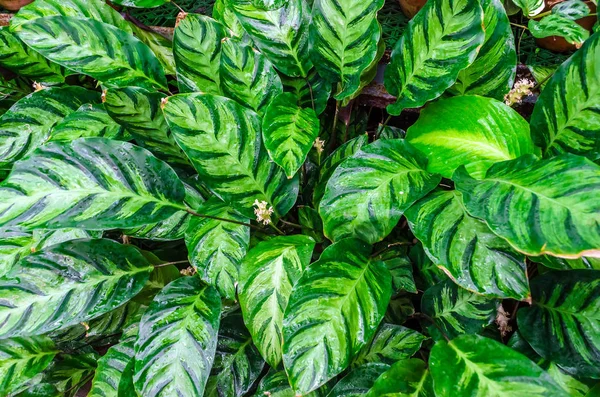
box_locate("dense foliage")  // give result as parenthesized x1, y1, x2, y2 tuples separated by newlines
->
(0, 0, 598, 396)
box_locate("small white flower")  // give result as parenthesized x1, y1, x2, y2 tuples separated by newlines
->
(504, 78, 535, 107)
(254, 199, 274, 225)
(313, 137, 325, 154)
(496, 304, 512, 336)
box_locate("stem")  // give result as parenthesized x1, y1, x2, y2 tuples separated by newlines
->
(185, 208, 260, 230)
(305, 77, 316, 112)
(155, 260, 189, 268)
(533, 71, 555, 91)
(170, 0, 185, 13)
(371, 241, 412, 258)
(328, 101, 340, 152)
(270, 223, 285, 235)
(511, 22, 529, 30)
(280, 219, 306, 230)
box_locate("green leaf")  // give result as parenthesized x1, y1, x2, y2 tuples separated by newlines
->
(173, 14, 226, 95)
(86, 301, 145, 340)
(381, 250, 417, 294)
(328, 363, 389, 397)
(255, 369, 326, 397)
(110, 0, 169, 7)
(163, 93, 298, 218)
(451, 0, 516, 100)
(134, 277, 221, 397)
(50, 103, 126, 142)
(513, 0, 545, 16)
(220, 37, 283, 115)
(530, 32, 600, 160)
(262, 92, 320, 178)
(353, 324, 427, 367)
(537, 255, 600, 270)
(238, 234, 315, 367)
(455, 154, 600, 258)
(213, 0, 247, 40)
(0, 239, 153, 338)
(552, 0, 591, 19)
(529, 15, 590, 45)
(409, 242, 446, 289)
(0, 87, 100, 170)
(205, 313, 265, 397)
(406, 189, 530, 300)
(89, 334, 136, 397)
(281, 69, 332, 116)
(365, 358, 434, 397)
(0, 138, 186, 230)
(16, 16, 167, 90)
(0, 337, 57, 396)
(421, 280, 498, 340)
(517, 270, 600, 378)
(41, 352, 99, 397)
(283, 238, 392, 394)
(233, 0, 312, 77)
(319, 139, 441, 244)
(131, 26, 176, 76)
(384, 0, 484, 115)
(377, 125, 405, 140)
(430, 334, 568, 396)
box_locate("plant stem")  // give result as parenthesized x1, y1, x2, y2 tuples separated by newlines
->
(184, 208, 260, 230)
(170, 0, 185, 13)
(280, 219, 311, 230)
(371, 241, 412, 258)
(270, 222, 285, 235)
(511, 22, 529, 30)
(155, 260, 189, 268)
(329, 101, 340, 152)
(305, 77, 316, 112)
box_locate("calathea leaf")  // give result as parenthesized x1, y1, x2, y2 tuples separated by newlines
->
(238, 234, 315, 367)
(0, 239, 153, 338)
(517, 270, 600, 378)
(185, 197, 250, 300)
(0, 138, 186, 230)
(173, 13, 226, 95)
(41, 352, 99, 397)
(365, 358, 434, 397)
(380, 249, 417, 294)
(0, 336, 58, 396)
(212, 0, 248, 41)
(282, 238, 392, 394)
(410, 242, 447, 289)
(384, 0, 484, 115)
(405, 189, 530, 300)
(455, 154, 600, 258)
(536, 255, 600, 270)
(110, 0, 170, 7)
(530, 32, 600, 160)
(0, 86, 100, 170)
(134, 277, 221, 397)
(163, 93, 298, 218)
(529, 15, 590, 46)
(421, 280, 498, 340)
(205, 313, 265, 397)
(232, 0, 312, 77)
(86, 301, 145, 341)
(353, 324, 427, 367)
(131, 26, 176, 76)
(255, 369, 327, 397)
(281, 68, 332, 116)
(328, 363, 389, 397)
(512, 0, 545, 16)
(262, 92, 320, 178)
(319, 139, 441, 244)
(429, 334, 567, 396)
(16, 16, 168, 90)
(552, 0, 591, 19)
(89, 330, 136, 397)
(50, 103, 127, 142)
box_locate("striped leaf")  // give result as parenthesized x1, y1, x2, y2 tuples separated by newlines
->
(89, 333, 136, 397)
(50, 103, 126, 142)
(281, 68, 332, 116)
(517, 270, 600, 378)
(537, 255, 600, 271)
(319, 139, 441, 244)
(173, 14, 226, 95)
(86, 301, 144, 340)
(238, 234, 315, 367)
(513, 0, 545, 16)
(255, 369, 327, 397)
(131, 27, 176, 76)
(405, 189, 530, 300)
(213, 0, 248, 40)
(16, 16, 168, 90)
(220, 37, 283, 115)
(282, 238, 392, 394)
(232, 0, 312, 77)
(529, 15, 590, 46)
(163, 93, 298, 217)
(365, 359, 434, 397)
(0, 87, 100, 170)
(329, 363, 389, 397)
(0, 336, 57, 396)
(134, 277, 221, 397)
(421, 280, 498, 340)
(0, 138, 186, 230)
(384, 0, 484, 115)
(455, 154, 600, 258)
(430, 334, 567, 396)
(353, 324, 427, 367)
(382, 250, 417, 294)
(451, 0, 516, 100)
(0, 239, 153, 339)
(110, 0, 169, 7)
(185, 197, 250, 300)
(530, 32, 600, 160)
(103, 87, 189, 166)
(42, 352, 99, 397)
(262, 92, 320, 178)
(406, 96, 534, 179)
(310, 0, 384, 100)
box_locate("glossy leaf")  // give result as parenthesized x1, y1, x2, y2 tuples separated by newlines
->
(365, 359, 434, 397)
(255, 369, 326, 397)
(0, 239, 153, 338)
(212, 0, 247, 40)
(381, 250, 417, 294)
(513, 0, 545, 16)
(110, 0, 169, 7)
(384, 0, 484, 115)
(328, 363, 389, 397)
(354, 324, 427, 367)
(134, 277, 221, 397)
(281, 69, 332, 116)
(455, 154, 600, 258)
(132, 26, 176, 76)
(517, 270, 600, 378)
(410, 242, 446, 289)
(50, 104, 126, 142)
(552, 0, 591, 19)
(537, 255, 600, 270)
(319, 139, 441, 244)
(238, 234, 315, 367)
(89, 334, 136, 397)
(86, 301, 144, 340)
(529, 15, 590, 45)
(42, 352, 99, 397)
(0, 138, 186, 230)
(282, 238, 392, 394)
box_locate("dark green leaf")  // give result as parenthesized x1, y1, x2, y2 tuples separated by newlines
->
(255, 369, 327, 397)
(110, 0, 169, 7)
(380, 249, 417, 294)
(89, 333, 136, 397)
(50, 103, 126, 142)
(353, 324, 427, 367)
(529, 15, 590, 45)
(281, 69, 332, 116)
(40, 352, 99, 397)
(328, 363, 389, 397)
(365, 358, 434, 397)
(552, 0, 591, 19)
(86, 301, 145, 340)
(537, 255, 600, 270)
(409, 242, 446, 289)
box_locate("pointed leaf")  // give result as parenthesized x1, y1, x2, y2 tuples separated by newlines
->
(328, 363, 389, 397)
(89, 334, 136, 397)
(353, 324, 427, 367)
(281, 68, 332, 116)
(50, 104, 126, 142)
(365, 358, 434, 397)
(528, 15, 589, 45)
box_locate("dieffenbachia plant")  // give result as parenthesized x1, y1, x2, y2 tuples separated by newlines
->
(0, 0, 598, 395)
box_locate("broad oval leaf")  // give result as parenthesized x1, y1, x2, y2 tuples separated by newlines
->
(17, 16, 167, 90)
(50, 103, 126, 142)
(238, 234, 315, 367)
(365, 358, 434, 397)
(455, 154, 600, 258)
(513, 0, 545, 16)
(163, 93, 298, 217)
(213, 0, 248, 40)
(134, 277, 221, 397)
(328, 363, 389, 397)
(0, 238, 153, 338)
(0, 138, 186, 230)
(353, 323, 427, 367)
(262, 92, 320, 178)
(528, 15, 590, 46)
(430, 334, 568, 396)
(517, 270, 600, 378)
(319, 139, 441, 244)
(530, 32, 600, 160)
(406, 189, 530, 300)
(384, 0, 484, 115)
(406, 96, 533, 179)
(282, 238, 392, 394)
